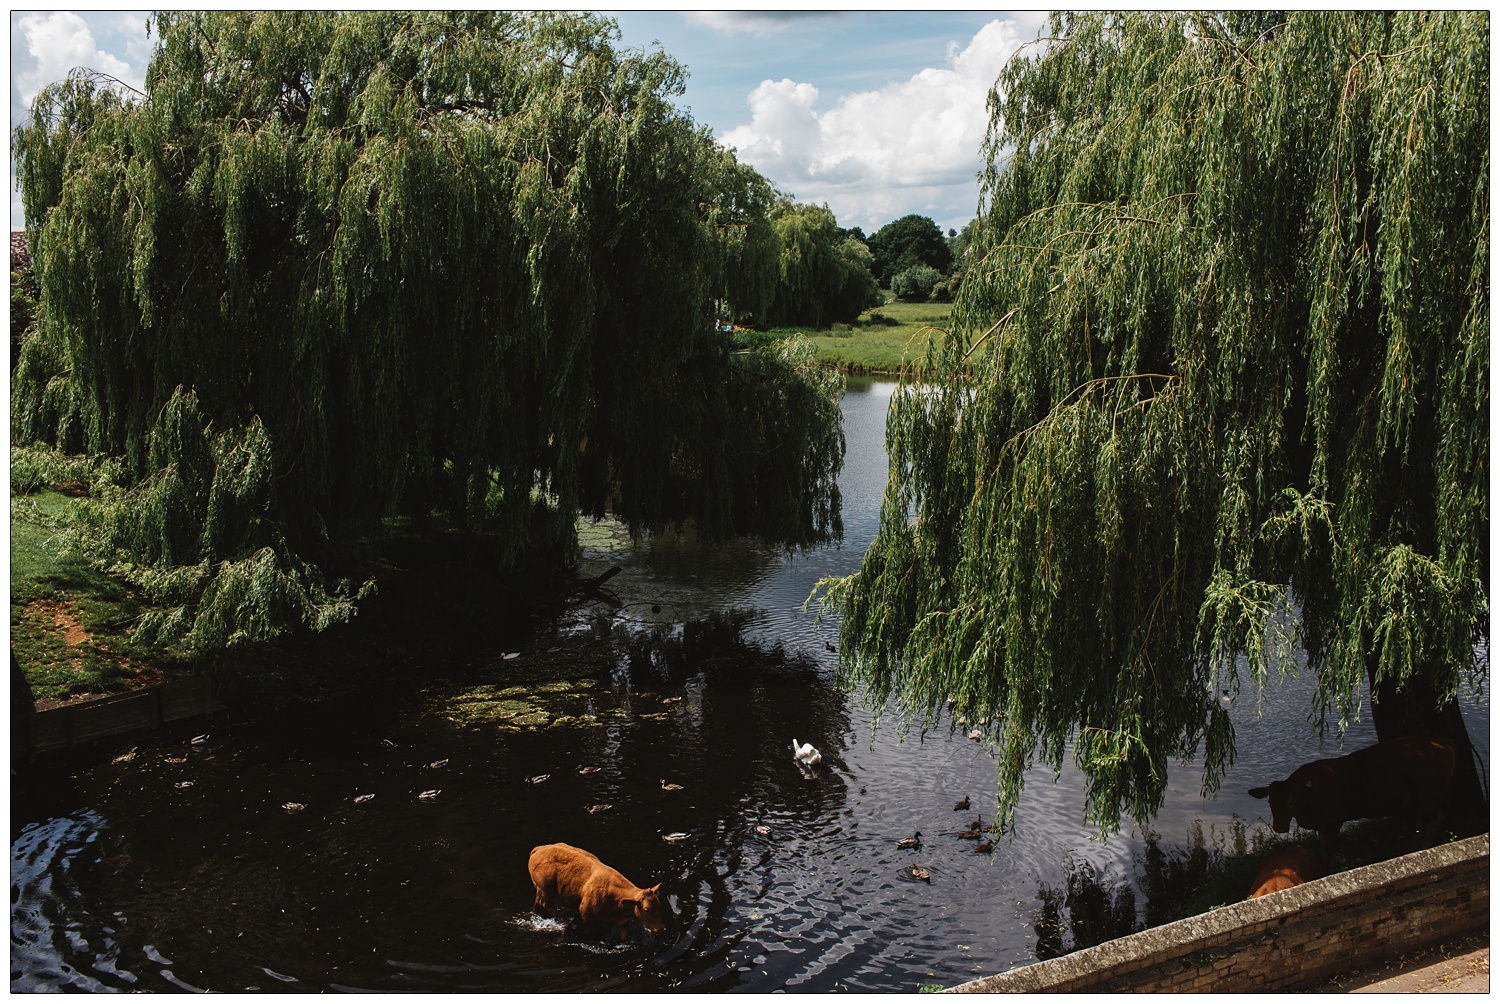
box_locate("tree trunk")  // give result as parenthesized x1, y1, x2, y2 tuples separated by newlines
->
(1367, 663, 1488, 839)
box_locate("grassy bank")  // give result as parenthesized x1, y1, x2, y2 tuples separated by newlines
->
(10, 475, 569, 714)
(741, 295, 953, 375)
(11, 489, 192, 705)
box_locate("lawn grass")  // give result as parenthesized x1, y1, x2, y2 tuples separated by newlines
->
(751, 294, 955, 374)
(11, 489, 186, 702)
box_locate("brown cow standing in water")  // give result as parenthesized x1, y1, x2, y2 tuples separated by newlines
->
(1248, 844, 1323, 899)
(1247, 735, 1456, 851)
(528, 843, 666, 940)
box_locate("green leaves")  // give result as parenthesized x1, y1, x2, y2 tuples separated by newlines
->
(13, 12, 846, 654)
(827, 12, 1488, 833)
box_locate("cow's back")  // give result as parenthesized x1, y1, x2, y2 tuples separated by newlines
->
(1291, 735, 1455, 831)
(530, 843, 607, 902)
(1337, 736, 1454, 816)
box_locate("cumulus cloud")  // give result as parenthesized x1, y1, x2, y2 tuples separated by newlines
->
(684, 11, 842, 37)
(719, 18, 1033, 231)
(12, 11, 148, 228)
(11, 11, 143, 108)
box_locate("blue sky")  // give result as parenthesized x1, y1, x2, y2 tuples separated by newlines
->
(10, 11, 1048, 234)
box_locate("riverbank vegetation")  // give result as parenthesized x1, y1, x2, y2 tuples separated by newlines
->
(11, 483, 189, 704)
(818, 11, 1489, 836)
(11, 12, 849, 666)
(734, 297, 953, 375)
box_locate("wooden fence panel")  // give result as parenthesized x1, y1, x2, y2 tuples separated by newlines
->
(25, 676, 222, 754)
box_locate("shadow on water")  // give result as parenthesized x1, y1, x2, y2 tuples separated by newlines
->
(1032, 819, 1260, 960)
(11, 613, 871, 992)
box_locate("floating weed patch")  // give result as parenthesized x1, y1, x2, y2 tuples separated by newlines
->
(437, 679, 604, 730)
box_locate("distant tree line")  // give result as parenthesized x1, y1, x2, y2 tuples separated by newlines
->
(859, 213, 975, 304)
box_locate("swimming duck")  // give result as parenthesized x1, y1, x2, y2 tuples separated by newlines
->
(526, 774, 551, 785)
(968, 728, 983, 741)
(175, 781, 195, 790)
(577, 766, 602, 775)
(661, 780, 684, 791)
(662, 831, 690, 844)
(190, 734, 209, 745)
(958, 816, 983, 839)
(909, 864, 931, 883)
(586, 804, 613, 814)
(975, 838, 994, 854)
(418, 789, 441, 801)
(164, 756, 187, 765)
(953, 796, 970, 812)
(352, 794, 375, 805)
(792, 739, 822, 766)
(282, 801, 305, 813)
(897, 831, 923, 850)
(428, 759, 449, 769)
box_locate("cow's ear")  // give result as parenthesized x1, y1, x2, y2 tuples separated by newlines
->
(1248, 786, 1270, 799)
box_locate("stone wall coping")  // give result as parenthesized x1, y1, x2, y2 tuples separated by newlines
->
(945, 832, 1489, 993)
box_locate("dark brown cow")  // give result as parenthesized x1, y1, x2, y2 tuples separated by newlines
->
(528, 843, 666, 940)
(1247, 735, 1456, 850)
(1248, 843, 1322, 899)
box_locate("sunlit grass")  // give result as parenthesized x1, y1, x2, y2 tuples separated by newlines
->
(752, 295, 954, 374)
(11, 489, 181, 701)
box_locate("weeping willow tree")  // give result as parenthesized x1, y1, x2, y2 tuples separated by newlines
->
(12, 11, 844, 652)
(818, 11, 1488, 835)
(764, 202, 883, 328)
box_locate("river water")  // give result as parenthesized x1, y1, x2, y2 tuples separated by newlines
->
(10, 378, 1489, 993)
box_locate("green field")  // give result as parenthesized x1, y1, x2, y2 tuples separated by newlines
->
(752, 295, 954, 375)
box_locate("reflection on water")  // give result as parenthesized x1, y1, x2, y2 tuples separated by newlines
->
(11, 379, 1489, 993)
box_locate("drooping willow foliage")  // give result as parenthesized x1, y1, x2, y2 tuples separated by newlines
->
(12, 12, 845, 651)
(818, 12, 1488, 834)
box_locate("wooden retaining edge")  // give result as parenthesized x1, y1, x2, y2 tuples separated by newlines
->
(944, 833, 1489, 993)
(25, 675, 224, 754)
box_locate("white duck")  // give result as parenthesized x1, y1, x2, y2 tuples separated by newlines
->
(792, 739, 822, 766)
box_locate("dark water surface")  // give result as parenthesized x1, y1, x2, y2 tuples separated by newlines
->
(11, 379, 1489, 993)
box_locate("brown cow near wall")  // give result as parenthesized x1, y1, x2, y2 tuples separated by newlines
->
(528, 843, 666, 941)
(1248, 843, 1322, 899)
(1247, 735, 1456, 851)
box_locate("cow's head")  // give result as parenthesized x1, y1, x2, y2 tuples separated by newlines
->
(631, 884, 666, 934)
(1248, 780, 1295, 833)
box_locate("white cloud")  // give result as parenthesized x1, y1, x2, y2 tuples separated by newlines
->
(684, 11, 841, 37)
(12, 11, 143, 108)
(12, 12, 149, 228)
(719, 19, 1032, 232)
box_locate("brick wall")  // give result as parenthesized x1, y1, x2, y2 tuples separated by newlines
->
(945, 833, 1488, 993)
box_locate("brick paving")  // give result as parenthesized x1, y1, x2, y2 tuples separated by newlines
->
(1307, 933, 1488, 994)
